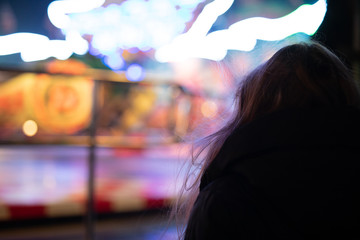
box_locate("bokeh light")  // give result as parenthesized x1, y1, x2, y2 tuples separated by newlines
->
(126, 64, 144, 82)
(201, 100, 218, 118)
(22, 120, 38, 137)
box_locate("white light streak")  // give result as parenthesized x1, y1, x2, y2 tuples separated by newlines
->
(187, 0, 234, 37)
(0, 33, 73, 62)
(47, 0, 105, 29)
(155, 0, 327, 62)
(0, 0, 104, 62)
(0, 0, 326, 65)
(65, 31, 89, 55)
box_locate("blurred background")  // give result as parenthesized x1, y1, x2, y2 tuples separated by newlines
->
(0, 0, 358, 239)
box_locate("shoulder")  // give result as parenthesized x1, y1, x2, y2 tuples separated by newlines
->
(184, 174, 271, 239)
(194, 174, 247, 216)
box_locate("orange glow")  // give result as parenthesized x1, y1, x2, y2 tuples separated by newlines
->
(46, 59, 87, 75)
(201, 100, 218, 118)
(22, 120, 38, 137)
(0, 90, 23, 115)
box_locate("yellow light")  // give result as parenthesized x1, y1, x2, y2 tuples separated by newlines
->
(23, 120, 38, 137)
(201, 100, 218, 118)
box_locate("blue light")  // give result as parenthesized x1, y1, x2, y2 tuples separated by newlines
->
(126, 64, 144, 82)
(103, 54, 125, 70)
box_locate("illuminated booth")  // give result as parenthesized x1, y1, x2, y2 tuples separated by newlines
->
(0, 66, 195, 146)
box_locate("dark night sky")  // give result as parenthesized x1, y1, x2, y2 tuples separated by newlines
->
(2, 0, 53, 35)
(314, 0, 356, 65)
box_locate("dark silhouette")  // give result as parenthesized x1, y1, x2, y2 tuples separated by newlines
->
(177, 42, 360, 239)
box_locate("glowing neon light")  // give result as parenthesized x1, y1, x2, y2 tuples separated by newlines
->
(0, 0, 326, 65)
(47, 0, 105, 29)
(0, 0, 104, 62)
(155, 0, 327, 62)
(0, 33, 73, 62)
(64, 0, 204, 59)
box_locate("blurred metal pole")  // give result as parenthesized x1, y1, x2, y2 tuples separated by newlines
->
(85, 80, 98, 240)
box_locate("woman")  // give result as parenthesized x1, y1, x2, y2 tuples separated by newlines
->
(179, 42, 360, 239)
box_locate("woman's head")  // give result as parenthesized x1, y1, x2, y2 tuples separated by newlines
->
(234, 42, 360, 125)
(175, 42, 360, 234)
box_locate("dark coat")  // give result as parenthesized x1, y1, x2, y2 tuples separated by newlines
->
(184, 106, 360, 240)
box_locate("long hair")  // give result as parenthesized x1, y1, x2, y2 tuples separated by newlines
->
(174, 41, 360, 238)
